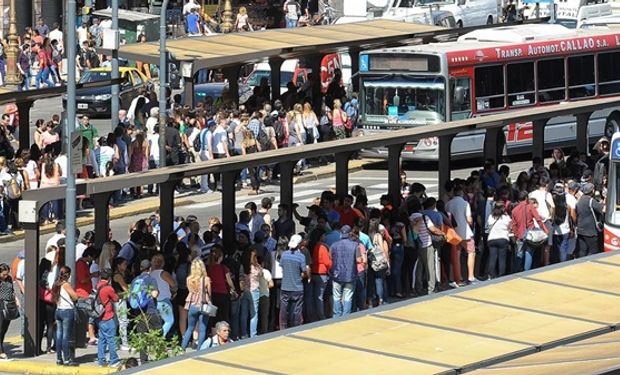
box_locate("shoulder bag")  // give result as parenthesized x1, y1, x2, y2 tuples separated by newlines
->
(589, 197, 604, 233)
(200, 277, 218, 317)
(524, 204, 548, 247)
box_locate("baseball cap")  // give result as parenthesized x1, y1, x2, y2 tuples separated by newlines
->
(288, 234, 303, 248)
(340, 225, 352, 238)
(568, 181, 581, 192)
(140, 259, 151, 271)
(582, 182, 595, 195)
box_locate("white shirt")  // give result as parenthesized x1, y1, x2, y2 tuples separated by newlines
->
(271, 252, 283, 279)
(55, 154, 68, 183)
(16, 259, 25, 285)
(146, 116, 159, 135)
(183, 0, 201, 15)
(90, 262, 100, 289)
(445, 195, 474, 240)
(76, 243, 87, 260)
(187, 127, 200, 147)
(212, 127, 228, 155)
(259, 269, 272, 297)
(46, 233, 65, 251)
(49, 28, 64, 49)
(486, 214, 512, 241)
(148, 133, 160, 162)
(529, 189, 554, 222)
(77, 26, 89, 46)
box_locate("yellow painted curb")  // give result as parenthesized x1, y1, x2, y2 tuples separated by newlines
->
(0, 361, 117, 375)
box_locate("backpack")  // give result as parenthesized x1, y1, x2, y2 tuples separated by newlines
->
(128, 275, 151, 311)
(7, 174, 22, 200)
(84, 286, 107, 319)
(256, 123, 272, 151)
(593, 157, 607, 191)
(273, 119, 287, 147)
(193, 128, 207, 153)
(344, 101, 358, 129)
(368, 234, 389, 272)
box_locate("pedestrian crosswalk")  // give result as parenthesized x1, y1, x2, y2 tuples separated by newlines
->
(187, 179, 439, 212)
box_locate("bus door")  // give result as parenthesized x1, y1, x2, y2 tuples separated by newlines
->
(450, 76, 472, 121)
(605, 131, 620, 251)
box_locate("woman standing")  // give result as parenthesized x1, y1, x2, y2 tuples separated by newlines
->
(302, 102, 319, 144)
(111, 257, 130, 351)
(33, 119, 46, 151)
(368, 218, 389, 306)
(241, 249, 262, 338)
(40, 122, 60, 150)
(128, 131, 149, 198)
(308, 228, 331, 322)
(181, 259, 212, 350)
(174, 243, 191, 339)
(38, 258, 55, 353)
(235, 6, 252, 32)
(150, 254, 177, 338)
(39, 154, 62, 224)
(486, 200, 513, 279)
(135, 34, 151, 79)
(207, 246, 235, 330)
(53, 266, 78, 366)
(293, 104, 307, 145)
(0, 264, 19, 359)
(331, 99, 347, 140)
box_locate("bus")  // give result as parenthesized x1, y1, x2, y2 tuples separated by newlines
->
(358, 23, 620, 160)
(605, 132, 620, 251)
(556, 0, 612, 28)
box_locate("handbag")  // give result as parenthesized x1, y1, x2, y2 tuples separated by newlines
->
(443, 225, 463, 246)
(39, 286, 54, 304)
(199, 277, 218, 317)
(1, 300, 19, 321)
(523, 205, 548, 247)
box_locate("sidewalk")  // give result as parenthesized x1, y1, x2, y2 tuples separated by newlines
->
(0, 158, 375, 245)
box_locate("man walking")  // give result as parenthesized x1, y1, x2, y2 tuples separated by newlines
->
(330, 225, 362, 317)
(96, 270, 120, 368)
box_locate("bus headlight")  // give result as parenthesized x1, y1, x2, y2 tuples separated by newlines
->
(612, 237, 619, 246)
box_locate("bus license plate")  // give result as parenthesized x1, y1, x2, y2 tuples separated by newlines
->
(77, 103, 88, 109)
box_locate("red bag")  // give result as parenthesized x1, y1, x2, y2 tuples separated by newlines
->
(39, 286, 54, 304)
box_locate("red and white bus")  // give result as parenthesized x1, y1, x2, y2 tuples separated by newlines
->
(605, 131, 620, 251)
(358, 24, 620, 160)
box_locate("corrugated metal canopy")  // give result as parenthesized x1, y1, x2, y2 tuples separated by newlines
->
(116, 19, 444, 71)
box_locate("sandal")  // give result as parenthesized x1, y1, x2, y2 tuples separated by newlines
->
(0, 353, 8, 360)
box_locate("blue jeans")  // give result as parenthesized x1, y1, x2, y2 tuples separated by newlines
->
(156, 298, 174, 337)
(181, 304, 208, 349)
(41, 200, 60, 222)
(514, 240, 536, 272)
(55, 308, 74, 364)
(374, 269, 387, 303)
(249, 289, 259, 337)
(98, 319, 119, 366)
(20, 71, 32, 91)
(230, 298, 241, 340)
(333, 281, 355, 318)
(0, 207, 6, 233)
(36, 67, 54, 89)
(239, 290, 255, 338)
(389, 244, 404, 295)
(286, 17, 298, 28)
(311, 274, 328, 321)
(354, 270, 367, 312)
(553, 234, 571, 263)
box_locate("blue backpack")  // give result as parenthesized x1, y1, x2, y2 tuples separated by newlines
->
(128, 275, 150, 310)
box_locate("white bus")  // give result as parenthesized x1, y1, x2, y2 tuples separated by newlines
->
(358, 24, 620, 160)
(556, 0, 613, 28)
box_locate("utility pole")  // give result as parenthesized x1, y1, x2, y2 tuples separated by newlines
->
(111, 0, 120, 131)
(159, 0, 169, 167)
(65, 0, 78, 284)
(5, 0, 21, 87)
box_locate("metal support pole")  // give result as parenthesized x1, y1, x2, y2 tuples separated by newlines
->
(65, 0, 77, 285)
(92, 192, 112, 249)
(279, 161, 297, 219)
(438, 135, 454, 200)
(159, 0, 170, 167)
(388, 143, 405, 204)
(158, 180, 176, 245)
(484, 127, 504, 164)
(221, 170, 238, 248)
(111, 0, 120, 130)
(222, 66, 240, 106)
(309, 55, 323, 118)
(532, 119, 548, 163)
(335, 151, 353, 197)
(349, 49, 360, 93)
(576, 113, 592, 156)
(183, 76, 195, 107)
(16, 100, 33, 149)
(268, 58, 283, 101)
(23, 217, 41, 357)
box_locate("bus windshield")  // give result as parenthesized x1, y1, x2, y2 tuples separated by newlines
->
(362, 75, 445, 125)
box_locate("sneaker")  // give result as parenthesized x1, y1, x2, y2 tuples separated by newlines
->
(65, 361, 79, 367)
(448, 281, 460, 288)
(120, 345, 130, 351)
(88, 338, 98, 346)
(467, 278, 478, 285)
(109, 362, 121, 368)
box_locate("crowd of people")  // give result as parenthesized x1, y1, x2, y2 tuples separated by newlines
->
(2, 134, 608, 366)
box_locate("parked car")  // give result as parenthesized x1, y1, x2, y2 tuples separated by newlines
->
(64, 67, 151, 118)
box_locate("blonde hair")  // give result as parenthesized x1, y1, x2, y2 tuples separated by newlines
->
(187, 259, 208, 293)
(99, 242, 116, 269)
(239, 6, 247, 15)
(303, 102, 313, 114)
(293, 103, 303, 113)
(333, 99, 342, 109)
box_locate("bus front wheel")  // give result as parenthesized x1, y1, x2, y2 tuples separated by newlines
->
(605, 114, 620, 139)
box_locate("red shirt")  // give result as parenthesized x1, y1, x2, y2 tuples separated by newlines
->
(207, 264, 230, 295)
(75, 259, 91, 298)
(311, 243, 332, 275)
(96, 280, 119, 321)
(337, 207, 362, 228)
(511, 201, 544, 240)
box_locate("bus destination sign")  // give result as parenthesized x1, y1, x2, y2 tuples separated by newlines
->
(447, 33, 620, 66)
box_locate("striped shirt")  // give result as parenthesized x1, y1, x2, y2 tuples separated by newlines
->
(416, 216, 435, 248)
(279, 250, 306, 292)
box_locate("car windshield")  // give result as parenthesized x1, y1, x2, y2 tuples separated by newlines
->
(362, 75, 445, 125)
(246, 70, 293, 88)
(557, 18, 578, 28)
(79, 71, 111, 84)
(414, 0, 454, 6)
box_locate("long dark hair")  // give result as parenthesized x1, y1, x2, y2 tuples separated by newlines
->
(307, 228, 326, 255)
(553, 190, 568, 226)
(492, 200, 505, 219)
(52, 266, 71, 303)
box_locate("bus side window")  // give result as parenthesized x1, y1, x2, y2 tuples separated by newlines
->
(474, 65, 505, 111)
(598, 51, 620, 96)
(537, 58, 566, 103)
(451, 77, 471, 119)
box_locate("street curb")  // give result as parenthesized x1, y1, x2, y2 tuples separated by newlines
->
(0, 361, 117, 375)
(293, 159, 376, 184)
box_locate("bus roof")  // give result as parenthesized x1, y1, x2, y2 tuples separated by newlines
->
(362, 24, 620, 67)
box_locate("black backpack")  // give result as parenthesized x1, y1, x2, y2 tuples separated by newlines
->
(273, 119, 286, 147)
(256, 124, 271, 151)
